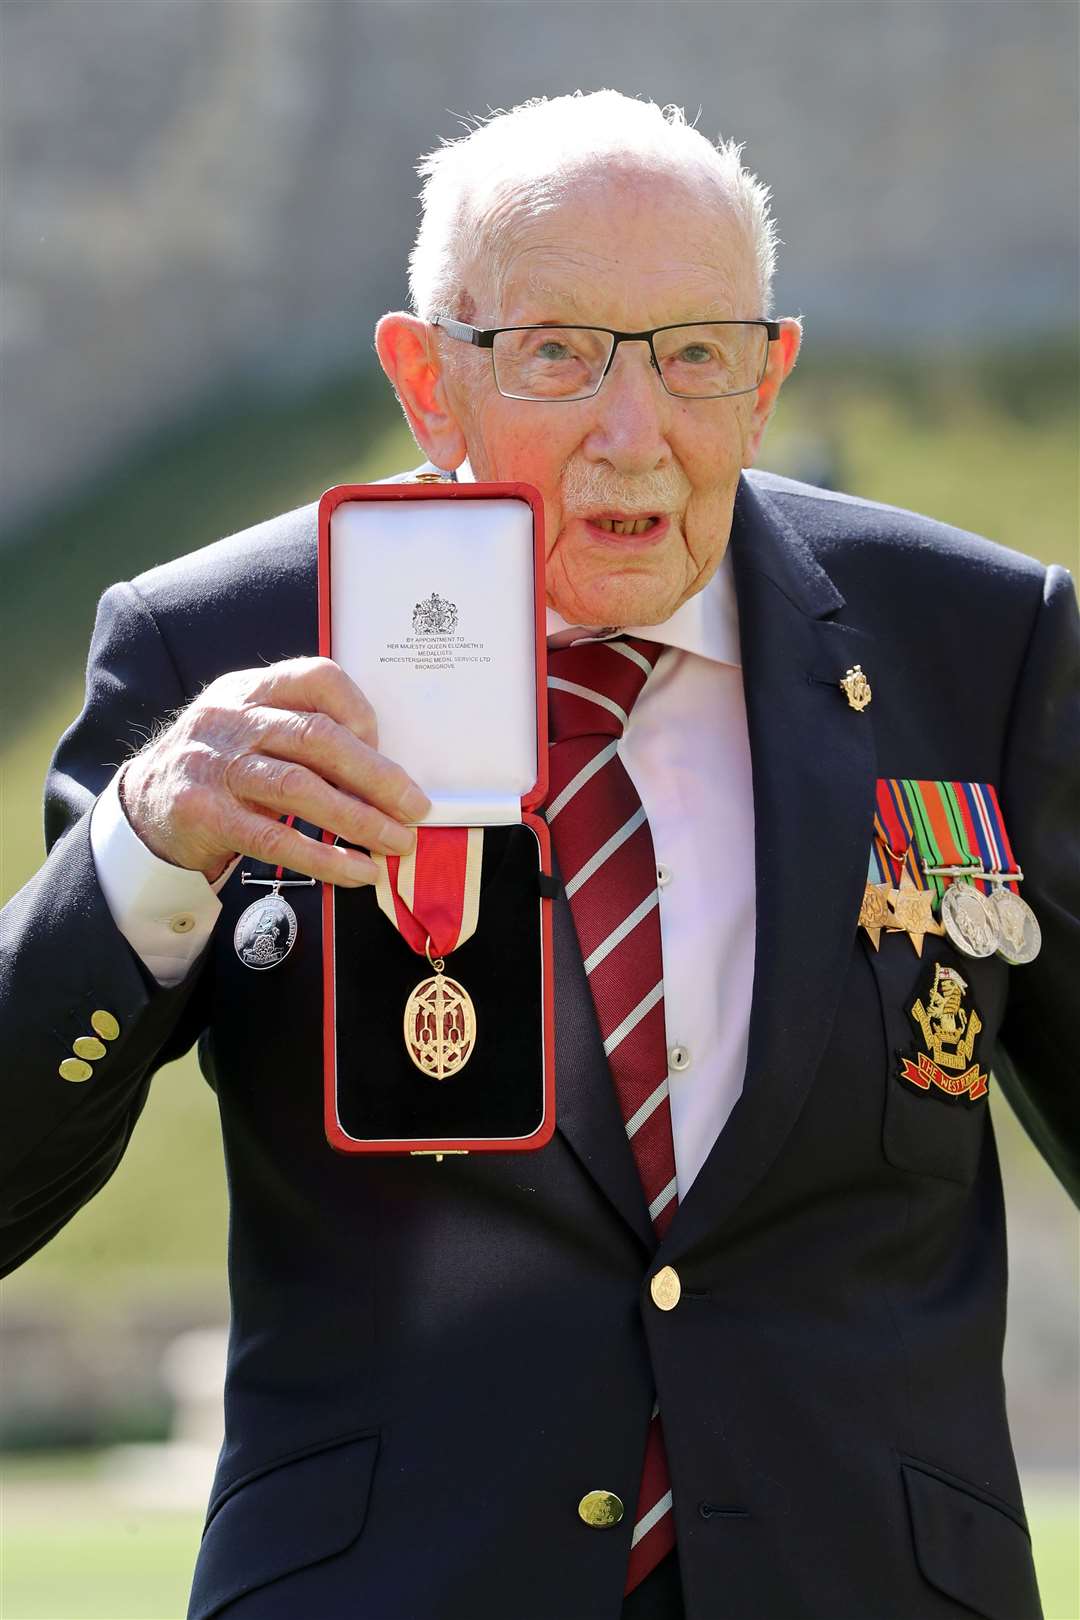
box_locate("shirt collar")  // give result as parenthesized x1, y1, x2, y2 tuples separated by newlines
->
(452, 455, 741, 670)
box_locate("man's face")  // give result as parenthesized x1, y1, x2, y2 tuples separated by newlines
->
(437, 168, 786, 626)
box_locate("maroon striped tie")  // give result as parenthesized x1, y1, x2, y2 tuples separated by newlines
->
(544, 636, 677, 1594)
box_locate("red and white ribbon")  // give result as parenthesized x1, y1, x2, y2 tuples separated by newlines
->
(373, 827, 484, 959)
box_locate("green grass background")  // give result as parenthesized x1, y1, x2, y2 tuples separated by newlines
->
(1, 355, 1077, 1618)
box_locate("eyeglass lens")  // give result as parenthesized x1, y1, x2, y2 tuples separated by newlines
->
(491, 324, 769, 400)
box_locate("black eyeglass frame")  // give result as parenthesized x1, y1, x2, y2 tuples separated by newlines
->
(431, 315, 782, 400)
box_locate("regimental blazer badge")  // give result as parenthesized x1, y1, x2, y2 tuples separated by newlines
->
(899, 961, 990, 1103)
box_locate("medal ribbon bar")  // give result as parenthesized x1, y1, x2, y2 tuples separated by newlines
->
(872, 780, 1023, 896)
(891, 780, 1022, 897)
(863, 781, 1038, 963)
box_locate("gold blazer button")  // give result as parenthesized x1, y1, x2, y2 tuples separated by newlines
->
(73, 1037, 107, 1062)
(91, 1011, 120, 1042)
(650, 1266, 682, 1311)
(59, 1058, 93, 1084)
(578, 1490, 624, 1528)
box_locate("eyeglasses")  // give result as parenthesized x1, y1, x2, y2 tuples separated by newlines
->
(431, 316, 780, 401)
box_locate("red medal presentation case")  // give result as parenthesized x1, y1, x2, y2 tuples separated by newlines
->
(318, 480, 555, 1155)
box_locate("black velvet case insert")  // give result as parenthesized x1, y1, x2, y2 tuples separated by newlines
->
(331, 824, 545, 1142)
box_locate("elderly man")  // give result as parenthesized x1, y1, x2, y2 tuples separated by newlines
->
(1, 91, 1077, 1620)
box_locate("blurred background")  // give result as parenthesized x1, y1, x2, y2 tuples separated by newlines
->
(1, 2, 1077, 1616)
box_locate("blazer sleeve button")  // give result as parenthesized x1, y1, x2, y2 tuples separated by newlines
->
(91, 1011, 120, 1041)
(59, 1058, 94, 1083)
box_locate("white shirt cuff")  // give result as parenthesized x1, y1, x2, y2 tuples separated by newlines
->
(89, 770, 236, 988)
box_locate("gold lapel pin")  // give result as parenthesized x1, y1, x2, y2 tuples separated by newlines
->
(840, 664, 872, 712)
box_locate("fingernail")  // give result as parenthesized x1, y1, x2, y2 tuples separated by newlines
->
(400, 784, 431, 820)
(388, 822, 417, 855)
(346, 856, 377, 887)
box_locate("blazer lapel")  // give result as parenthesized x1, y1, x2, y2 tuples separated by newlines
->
(663, 475, 878, 1251)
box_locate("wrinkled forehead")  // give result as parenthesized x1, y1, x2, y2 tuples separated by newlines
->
(466, 161, 759, 325)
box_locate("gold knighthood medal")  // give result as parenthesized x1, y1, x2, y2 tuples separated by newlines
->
(403, 940, 477, 1081)
(372, 826, 485, 1084)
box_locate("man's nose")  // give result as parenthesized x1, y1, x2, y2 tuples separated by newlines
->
(584, 340, 672, 470)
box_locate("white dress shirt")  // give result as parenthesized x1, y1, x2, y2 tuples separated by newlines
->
(89, 471, 756, 1197)
(546, 562, 756, 1195)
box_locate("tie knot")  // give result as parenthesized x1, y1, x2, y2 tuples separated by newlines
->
(547, 637, 663, 742)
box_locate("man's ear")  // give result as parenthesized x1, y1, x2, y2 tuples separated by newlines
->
(743, 316, 802, 465)
(374, 313, 468, 469)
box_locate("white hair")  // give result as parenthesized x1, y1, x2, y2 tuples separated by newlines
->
(408, 90, 781, 323)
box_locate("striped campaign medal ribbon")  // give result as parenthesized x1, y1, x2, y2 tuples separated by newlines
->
(874, 780, 934, 893)
(956, 782, 1021, 895)
(901, 779, 989, 901)
(544, 635, 678, 1594)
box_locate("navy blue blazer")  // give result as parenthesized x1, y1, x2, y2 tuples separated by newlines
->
(1, 470, 1077, 1620)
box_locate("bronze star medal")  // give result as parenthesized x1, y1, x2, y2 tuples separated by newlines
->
(858, 883, 892, 950)
(886, 871, 944, 957)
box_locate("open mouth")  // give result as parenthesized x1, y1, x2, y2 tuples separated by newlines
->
(584, 512, 666, 535)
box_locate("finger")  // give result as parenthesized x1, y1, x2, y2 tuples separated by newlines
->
(223, 804, 378, 887)
(246, 707, 431, 823)
(245, 658, 379, 748)
(224, 755, 417, 856)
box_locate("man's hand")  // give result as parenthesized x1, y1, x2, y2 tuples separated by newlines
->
(119, 658, 430, 886)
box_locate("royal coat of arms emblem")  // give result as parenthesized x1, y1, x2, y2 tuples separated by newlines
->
(412, 592, 459, 635)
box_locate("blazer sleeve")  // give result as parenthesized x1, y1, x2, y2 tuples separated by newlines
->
(0, 581, 213, 1275)
(994, 563, 1080, 1205)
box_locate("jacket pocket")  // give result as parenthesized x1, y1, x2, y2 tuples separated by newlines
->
(900, 1455, 1042, 1620)
(187, 1429, 379, 1619)
(866, 937, 1008, 1185)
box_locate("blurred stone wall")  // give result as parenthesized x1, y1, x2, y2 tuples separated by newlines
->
(2, 0, 1077, 538)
